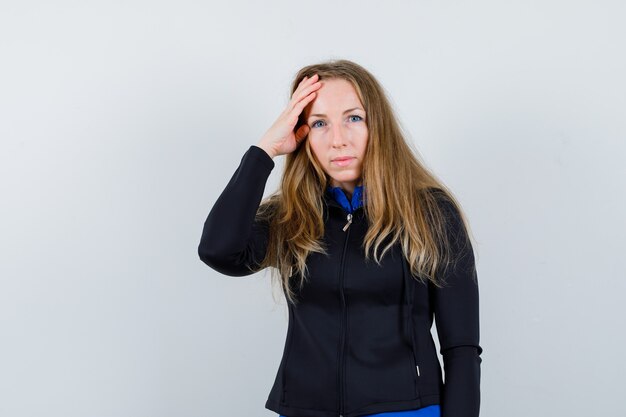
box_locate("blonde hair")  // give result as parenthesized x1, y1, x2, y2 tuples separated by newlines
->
(253, 59, 477, 306)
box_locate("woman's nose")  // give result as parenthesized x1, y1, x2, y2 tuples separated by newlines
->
(330, 125, 348, 147)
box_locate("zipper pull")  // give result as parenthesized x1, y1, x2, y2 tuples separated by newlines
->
(342, 213, 353, 231)
(416, 365, 420, 377)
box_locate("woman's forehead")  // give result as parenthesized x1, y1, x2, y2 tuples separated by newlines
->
(306, 83, 363, 116)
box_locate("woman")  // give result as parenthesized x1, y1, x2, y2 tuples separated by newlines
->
(198, 59, 482, 417)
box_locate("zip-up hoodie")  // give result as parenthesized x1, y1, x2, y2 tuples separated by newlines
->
(198, 145, 482, 417)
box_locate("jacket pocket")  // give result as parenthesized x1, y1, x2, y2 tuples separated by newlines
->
(344, 337, 417, 412)
(282, 306, 340, 411)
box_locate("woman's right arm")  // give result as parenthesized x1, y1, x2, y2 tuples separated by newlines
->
(197, 145, 275, 276)
(199, 73, 322, 276)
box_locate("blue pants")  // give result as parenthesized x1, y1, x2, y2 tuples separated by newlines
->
(279, 404, 441, 417)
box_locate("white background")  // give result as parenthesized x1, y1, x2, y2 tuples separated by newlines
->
(1, 1, 624, 416)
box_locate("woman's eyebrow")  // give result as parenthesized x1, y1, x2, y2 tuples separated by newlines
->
(308, 107, 364, 119)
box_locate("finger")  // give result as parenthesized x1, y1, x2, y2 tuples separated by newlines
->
(289, 76, 313, 104)
(296, 73, 318, 92)
(287, 84, 320, 120)
(280, 74, 319, 121)
(290, 90, 317, 122)
(295, 75, 319, 99)
(282, 91, 315, 130)
(289, 75, 320, 108)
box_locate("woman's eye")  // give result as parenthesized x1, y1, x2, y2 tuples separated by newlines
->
(311, 120, 325, 128)
(349, 115, 363, 122)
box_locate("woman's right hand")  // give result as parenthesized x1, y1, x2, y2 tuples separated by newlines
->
(257, 73, 322, 159)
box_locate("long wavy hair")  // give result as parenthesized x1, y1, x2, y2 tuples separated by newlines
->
(252, 59, 477, 306)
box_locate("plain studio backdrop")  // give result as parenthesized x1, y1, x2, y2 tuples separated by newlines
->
(1, 1, 624, 416)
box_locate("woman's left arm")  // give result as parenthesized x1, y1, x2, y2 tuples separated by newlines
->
(429, 194, 483, 417)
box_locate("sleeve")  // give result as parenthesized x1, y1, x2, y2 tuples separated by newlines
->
(429, 192, 482, 417)
(197, 145, 275, 276)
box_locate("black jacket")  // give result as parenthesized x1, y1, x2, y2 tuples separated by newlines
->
(198, 145, 482, 417)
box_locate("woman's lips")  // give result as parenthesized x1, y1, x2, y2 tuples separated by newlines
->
(332, 157, 355, 167)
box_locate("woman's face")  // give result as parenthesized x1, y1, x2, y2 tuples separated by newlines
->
(304, 78, 368, 196)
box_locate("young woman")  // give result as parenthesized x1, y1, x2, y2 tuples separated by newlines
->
(198, 59, 482, 417)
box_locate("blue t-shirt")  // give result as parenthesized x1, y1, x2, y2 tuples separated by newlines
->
(279, 405, 440, 417)
(278, 185, 441, 417)
(280, 405, 440, 417)
(326, 184, 365, 213)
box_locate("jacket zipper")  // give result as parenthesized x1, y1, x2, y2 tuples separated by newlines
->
(339, 211, 352, 417)
(342, 213, 353, 231)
